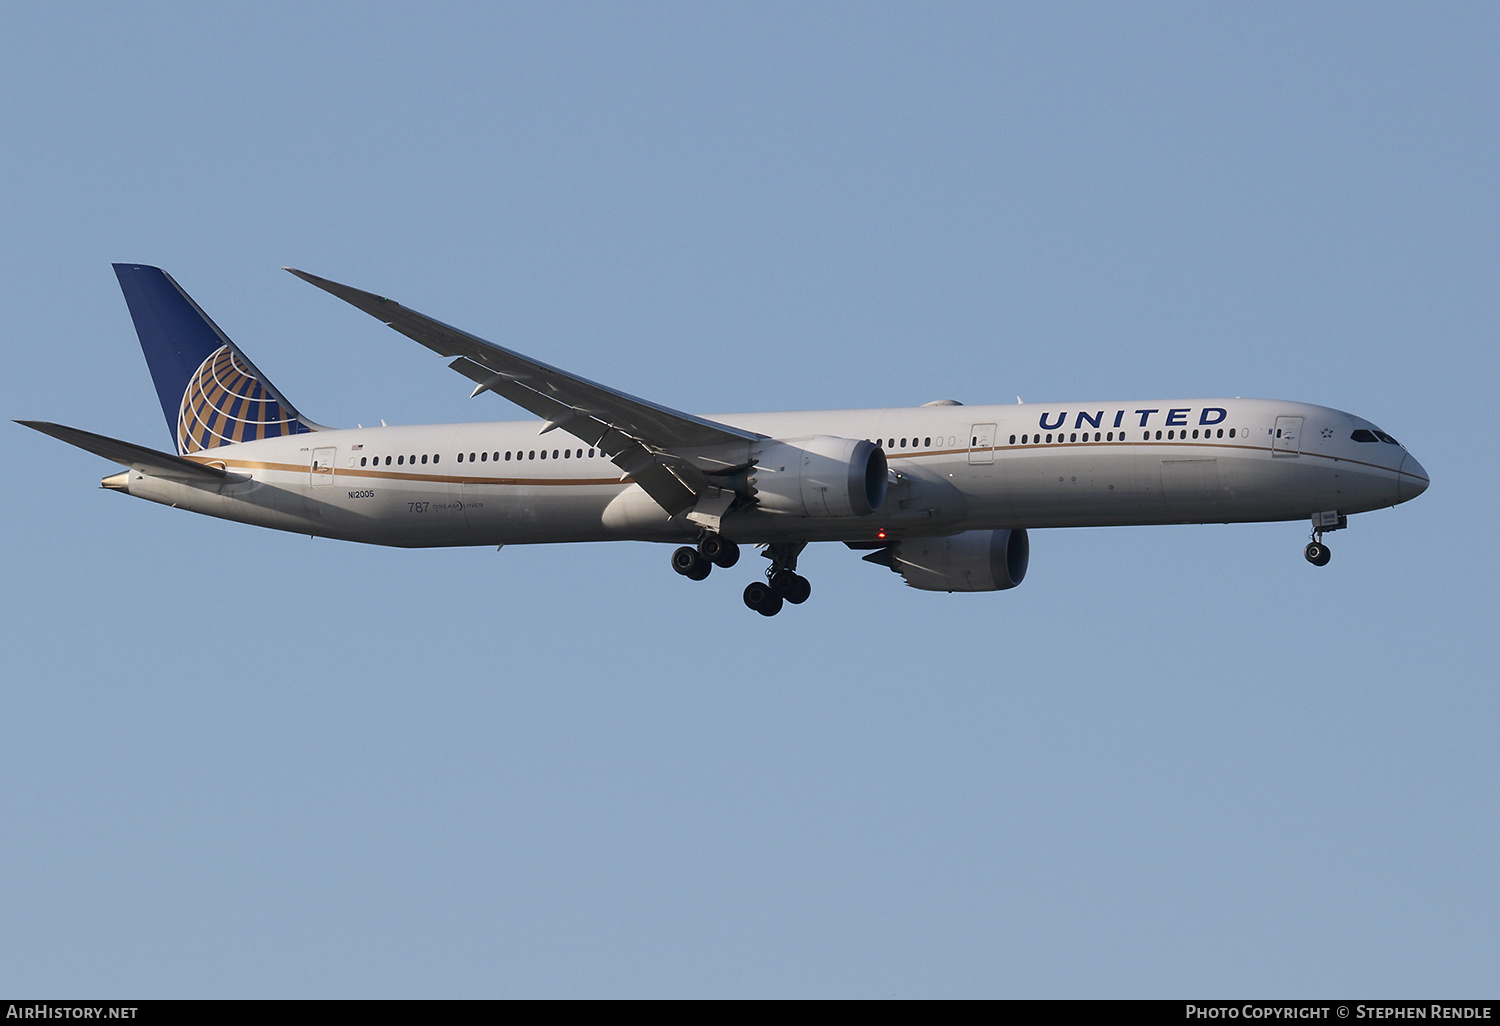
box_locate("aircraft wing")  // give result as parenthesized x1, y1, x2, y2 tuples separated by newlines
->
(286, 269, 761, 515)
(18, 421, 228, 483)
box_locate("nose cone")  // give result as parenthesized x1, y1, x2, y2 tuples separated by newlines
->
(1398, 454, 1430, 503)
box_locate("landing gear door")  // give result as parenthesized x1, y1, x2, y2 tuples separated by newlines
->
(968, 423, 996, 465)
(311, 446, 337, 485)
(1272, 417, 1303, 457)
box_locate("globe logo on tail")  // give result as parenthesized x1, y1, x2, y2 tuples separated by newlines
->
(177, 345, 308, 454)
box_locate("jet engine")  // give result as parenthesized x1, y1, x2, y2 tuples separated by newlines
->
(749, 436, 888, 517)
(888, 529, 1029, 592)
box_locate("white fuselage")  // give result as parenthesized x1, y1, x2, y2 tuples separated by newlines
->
(111, 398, 1427, 547)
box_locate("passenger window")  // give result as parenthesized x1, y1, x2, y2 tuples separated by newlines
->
(925, 437, 931, 447)
(889, 439, 896, 448)
(397, 455, 404, 465)
(1106, 432, 1113, 441)
(528, 450, 535, 460)
(385, 456, 392, 466)
(1009, 435, 1016, 445)
(433, 455, 439, 464)
(421, 454, 428, 464)
(1155, 431, 1162, 440)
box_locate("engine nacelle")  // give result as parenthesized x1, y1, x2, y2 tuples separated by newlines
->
(891, 529, 1029, 592)
(750, 435, 888, 518)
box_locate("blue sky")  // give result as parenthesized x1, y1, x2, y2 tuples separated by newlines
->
(2, 2, 1495, 997)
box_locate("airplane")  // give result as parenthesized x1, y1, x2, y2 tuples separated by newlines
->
(19, 264, 1430, 616)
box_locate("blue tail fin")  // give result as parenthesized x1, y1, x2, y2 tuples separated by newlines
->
(113, 263, 318, 454)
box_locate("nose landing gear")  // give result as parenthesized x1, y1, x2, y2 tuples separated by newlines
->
(1304, 510, 1346, 567)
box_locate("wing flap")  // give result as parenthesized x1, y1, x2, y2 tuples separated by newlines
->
(447, 356, 701, 514)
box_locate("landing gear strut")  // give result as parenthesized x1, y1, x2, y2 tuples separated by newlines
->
(1304, 511, 1345, 567)
(743, 542, 811, 616)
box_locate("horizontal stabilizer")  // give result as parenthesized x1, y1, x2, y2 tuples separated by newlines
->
(17, 421, 228, 483)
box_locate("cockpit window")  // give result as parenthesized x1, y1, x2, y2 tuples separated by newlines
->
(1374, 431, 1400, 445)
(1351, 429, 1379, 442)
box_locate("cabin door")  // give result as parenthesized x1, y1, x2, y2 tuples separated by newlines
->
(1272, 417, 1303, 457)
(968, 423, 996, 464)
(311, 447, 337, 485)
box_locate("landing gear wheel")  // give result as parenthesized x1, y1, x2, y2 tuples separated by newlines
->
(760, 541, 809, 611)
(743, 581, 783, 616)
(1304, 541, 1331, 567)
(672, 545, 711, 580)
(699, 536, 740, 569)
(784, 574, 812, 604)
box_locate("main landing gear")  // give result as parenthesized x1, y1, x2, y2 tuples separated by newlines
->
(742, 542, 811, 617)
(1304, 511, 1346, 567)
(669, 535, 812, 616)
(671, 533, 741, 581)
